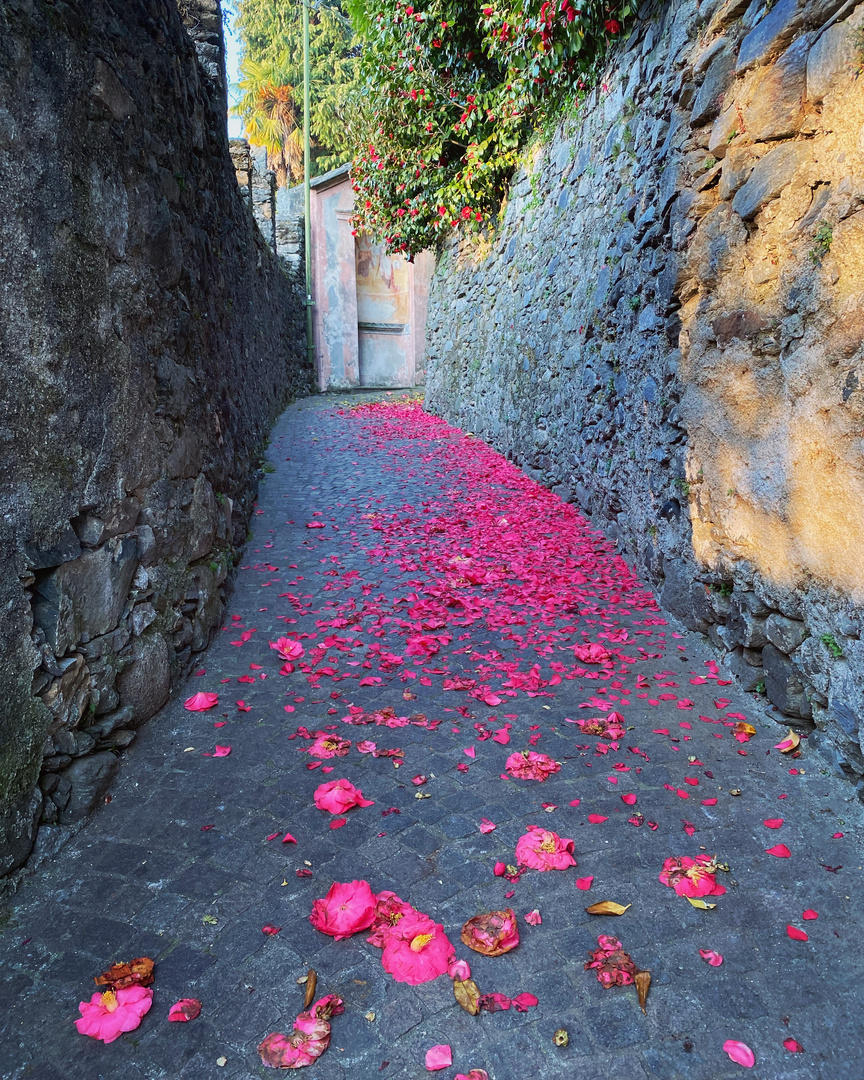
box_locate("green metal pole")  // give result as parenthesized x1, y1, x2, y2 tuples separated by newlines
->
(303, 0, 315, 375)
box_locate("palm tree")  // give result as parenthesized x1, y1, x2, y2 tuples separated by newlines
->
(232, 58, 303, 187)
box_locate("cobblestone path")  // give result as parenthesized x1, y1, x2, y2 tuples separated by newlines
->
(2, 394, 863, 1080)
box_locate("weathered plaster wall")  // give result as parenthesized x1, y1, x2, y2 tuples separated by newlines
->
(0, 0, 312, 879)
(425, 0, 864, 788)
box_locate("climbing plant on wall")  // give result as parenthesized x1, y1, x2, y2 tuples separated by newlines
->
(346, 0, 630, 256)
(231, 0, 360, 182)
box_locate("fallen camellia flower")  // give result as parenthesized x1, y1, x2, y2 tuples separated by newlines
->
(313, 778, 374, 814)
(310, 880, 378, 940)
(573, 642, 611, 664)
(168, 998, 202, 1022)
(381, 911, 455, 985)
(723, 1040, 755, 1068)
(184, 692, 218, 711)
(270, 637, 305, 661)
(576, 712, 626, 740)
(305, 734, 351, 759)
(425, 1044, 452, 1071)
(94, 957, 154, 990)
(366, 890, 416, 947)
(585, 936, 636, 986)
(515, 826, 577, 871)
(76, 986, 153, 1043)
(658, 855, 726, 898)
(461, 909, 520, 956)
(505, 750, 561, 781)
(258, 994, 343, 1069)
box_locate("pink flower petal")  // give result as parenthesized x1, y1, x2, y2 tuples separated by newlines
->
(588, 814, 608, 824)
(766, 844, 791, 857)
(786, 925, 808, 941)
(329, 818, 347, 829)
(282, 832, 297, 844)
(493, 861, 506, 876)
(463, 746, 476, 758)
(212, 745, 231, 757)
(763, 818, 784, 829)
(425, 1044, 452, 1071)
(575, 876, 594, 891)
(723, 1040, 755, 1068)
(802, 909, 818, 920)
(262, 925, 281, 935)
(698, 949, 723, 966)
(524, 909, 542, 925)
(783, 1037, 804, 1053)
(167, 998, 202, 1022)
(448, 959, 471, 980)
(185, 692, 219, 711)
(511, 992, 539, 1011)
(479, 818, 496, 834)
(621, 793, 637, 805)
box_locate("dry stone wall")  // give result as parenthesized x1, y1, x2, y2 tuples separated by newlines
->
(0, 0, 312, 880)
(425, 0, 864, 790)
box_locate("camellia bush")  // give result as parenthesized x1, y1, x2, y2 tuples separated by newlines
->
(346, 0, 631, 255)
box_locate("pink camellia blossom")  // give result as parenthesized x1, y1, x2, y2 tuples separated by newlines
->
(167, 998, 202, 1022)
(576, 713, 626, 740)
(425, 1044, 453, 1071)
(380, 911, 455, 984)
(524, 909, 542, 926)
(515, 826, 577, 871)
(573, 642, 611, 664)
(270, 637, 305, 661)
(75, 986, 153, 1043)
(723, 1040, 755, 1068)
(505, 750, 561, 781)
(310, 880, 378, 940)
(184, 692, 218, 711)
(305, 734, 351, 759)
(448, 959, 471, 980)
(258, 994, 343, 1069)
(658, 855, 726, 898)
(313, 778, 374, 814)
(366, 890, 416, 947)
(699, 949, 724, 966)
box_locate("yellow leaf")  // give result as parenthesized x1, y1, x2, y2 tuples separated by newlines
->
(685, 896, 716, 910)
(453, 978, 481, 1015)
(585, 901, 631, 916)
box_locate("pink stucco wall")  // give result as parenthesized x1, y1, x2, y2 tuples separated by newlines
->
(310, 167, 433, 391)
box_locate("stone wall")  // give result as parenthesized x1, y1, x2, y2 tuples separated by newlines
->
(0, 0, 313, 879)
(425, 0, 864, 789)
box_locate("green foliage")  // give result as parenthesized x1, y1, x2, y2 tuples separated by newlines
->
(230, 0, 360, 182)
(820, 632, 844, 659)
(347, 0, 631, 255)
(809, 219, 833, 264)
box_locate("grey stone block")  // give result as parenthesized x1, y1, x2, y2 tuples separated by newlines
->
(117, 630, 171, 726)
(732, 140, 812, 220)
(691, 47, 736, 126)
(765, 613, 808, 653)
(0, 786, 43, 875)
(58, 752, 121, 825)
(725, 647, 765, 691)
(32, 536, 139, 655)
(762, 642, 813, 718)
(726, 597, 769, 648)
(737, 0, 803, 73)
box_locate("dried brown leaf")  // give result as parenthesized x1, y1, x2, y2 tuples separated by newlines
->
(94, 956, 155, 990)
(453, 978, 481, 1015)
(635, 970, 651, 1013)
(303, 969, 317, 1008)
(584, 901, 631, 916)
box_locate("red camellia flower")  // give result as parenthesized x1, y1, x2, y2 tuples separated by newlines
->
(658, 855, 726, 898)
(380, 911, 455, 984)
(515, 825, 577, 871)
(604, 17, 621, 32)
(258, 995, 344, 1069)
(310, 880, 378, 940)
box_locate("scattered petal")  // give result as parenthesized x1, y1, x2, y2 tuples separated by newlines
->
(168, 998, 202, 1022)
(723, 1040, 755, 1068)
(425, 1045, 452, 1071)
